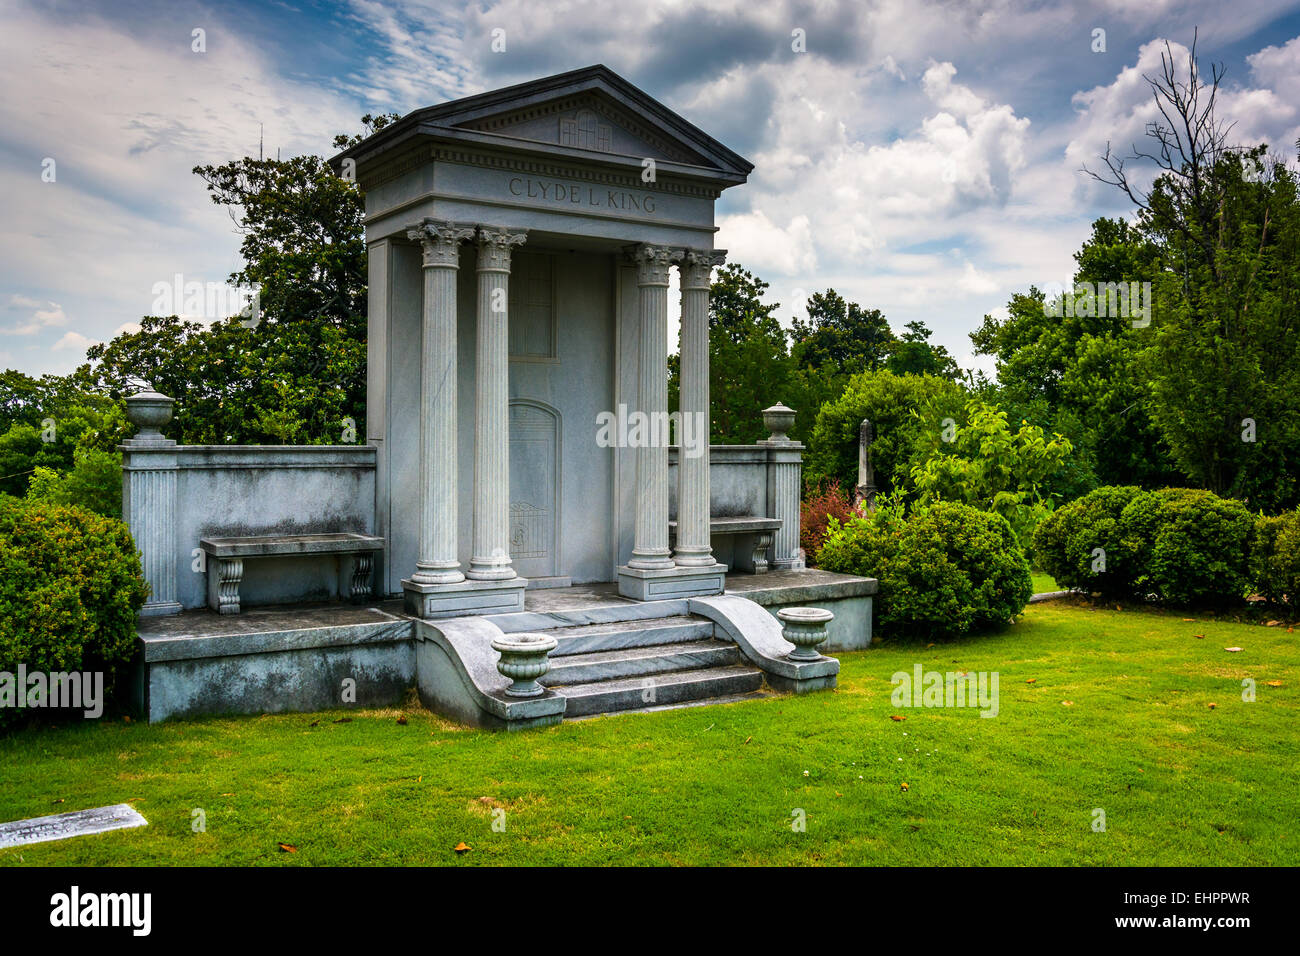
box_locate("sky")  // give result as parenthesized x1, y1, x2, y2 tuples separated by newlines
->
(3, 0, 1300, 380)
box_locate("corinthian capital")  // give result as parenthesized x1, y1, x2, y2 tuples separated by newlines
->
(408, 219, 476, 268)
(679, 248, 726, 290)
(628, 243, 681, 286)
(477, 226, 528, 273)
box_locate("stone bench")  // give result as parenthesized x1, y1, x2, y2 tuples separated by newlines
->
(199, 533, 385, 615)
(668, 516, 782, 574)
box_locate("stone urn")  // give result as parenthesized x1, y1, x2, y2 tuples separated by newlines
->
(762, 402, 796, 442)
(491, 633, 558, 697)
(777, 607, 834, 661)
(125, 388, 175, 442)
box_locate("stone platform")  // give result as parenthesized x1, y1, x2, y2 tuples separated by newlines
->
(133, 570, 875, 723)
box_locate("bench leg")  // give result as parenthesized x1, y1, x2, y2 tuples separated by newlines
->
(351, 553, 374, 603)
(751, 532, 773, 574)
(216, 558, 243, 615)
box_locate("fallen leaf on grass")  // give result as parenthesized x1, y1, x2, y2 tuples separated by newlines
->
(1224, 647, 1243, 653)
(454, 842, 471, 854)
(1266, 680, 1283, 688)
(278, 843, 297, 853)
(396, 716, 408, 725)
(52, 798, 64, 804)
(1026, 678, 1037, 684)
(744, 736, 752, 744)
(1061, 700, 1074, 706)
(220, 792, 234, 797)
(1266, 620, 1280, 627)
(900, 782, 909, 791)
(1182, 618, 1196, 622)
(1207, 703, 1217, 709)
(890, 715, 906, 722)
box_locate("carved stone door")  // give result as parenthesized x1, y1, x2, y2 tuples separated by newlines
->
(509, 400, 561, 582)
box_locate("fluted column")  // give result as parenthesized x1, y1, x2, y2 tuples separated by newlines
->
(408, 220, 475, 585)
(627, 244, 679, 570)
(467, 226, 528, 581)
(674, 249, 725, 567)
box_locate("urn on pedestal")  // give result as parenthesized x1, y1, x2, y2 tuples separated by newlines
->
(777, 607, 834, 661)
(490, 633, 558, 697)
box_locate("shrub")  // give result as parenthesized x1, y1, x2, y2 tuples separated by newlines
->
(0, 496, 149, 729)
(800, 479, 855, 563)
(1251, 510, 1300, 606)
(1117, 488, 1254, 607)
(26, 448, 123, 519)
(818, 500, 1032, 640)
(1032, 485, 1148, 596)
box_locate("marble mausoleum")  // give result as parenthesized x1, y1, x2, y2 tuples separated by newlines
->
(124, 66, 876, 727)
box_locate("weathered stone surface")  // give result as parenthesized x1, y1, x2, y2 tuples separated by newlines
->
(691, 594, 839, 692)
(0, 804, 147, 849)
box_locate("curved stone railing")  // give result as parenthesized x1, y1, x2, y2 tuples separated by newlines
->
(689, 594, 838, 693)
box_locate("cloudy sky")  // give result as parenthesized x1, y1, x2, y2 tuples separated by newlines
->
(3, 0, 1300, 379)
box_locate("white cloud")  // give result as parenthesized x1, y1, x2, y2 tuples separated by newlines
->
(52, 331, 96, 352)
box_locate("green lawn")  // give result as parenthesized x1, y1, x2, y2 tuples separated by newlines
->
(1031, 572, 1060, 593)
(1, 600, 1295, 866)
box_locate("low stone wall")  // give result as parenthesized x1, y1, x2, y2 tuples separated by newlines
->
(122, 441, 377, 613)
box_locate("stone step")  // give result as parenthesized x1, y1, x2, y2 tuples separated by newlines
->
(547, 615, 715, 657)
(541, 639, 740, 686)
(566, 689, 776, 720)
(556, 664, 765, 717)
(487, 597, 691, 634)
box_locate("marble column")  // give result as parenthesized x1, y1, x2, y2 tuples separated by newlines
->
(627, 243, 679, 571)
(674, 249, 726, 568)
(408, 220, 475, 585)
(467, 226, 528, 581)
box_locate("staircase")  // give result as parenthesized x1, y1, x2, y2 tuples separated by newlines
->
(531, 614, 769, 718)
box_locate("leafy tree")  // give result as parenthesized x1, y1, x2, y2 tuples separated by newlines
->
(671, 263, 794, 444)
(885, 320, 959, 378)
(77, 118, 396, 445)
(804, 369, 965, 494)
(1082, 36, 1300, 510)
(26, 448, 123, 519)
(789, 290, 897, 423)
(908, 398, 1074, 551)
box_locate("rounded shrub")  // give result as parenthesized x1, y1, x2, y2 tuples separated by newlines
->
(1117, 488, 1253, 607)
(817, 500, 1032, 640)
(1032, 485, 1149, 597)
(0, 496, 149, 728)
(1250, 509, 1300, 606)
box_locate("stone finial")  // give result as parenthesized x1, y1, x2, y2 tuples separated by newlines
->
(490, 633, 558, 697)
(777, 607, 834, 661)
(125, 388, 175, 443)
(761, 402, 796, 443)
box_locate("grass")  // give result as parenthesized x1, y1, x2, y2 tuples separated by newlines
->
(1, 599, 1295, 866)
(1031, 572, 1060, 594)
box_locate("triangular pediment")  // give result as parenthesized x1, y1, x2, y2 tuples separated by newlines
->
(335, 65, 753, 183)
(452, 91, 708, 166)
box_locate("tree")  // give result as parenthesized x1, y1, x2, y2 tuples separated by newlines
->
(671, 263, 794, 444)
(1083, 36, 1300, 510)
(804, 369, 965, 494)
(789, 290, 897, 421)
(77, 117, 397, 445)
(908, 398, 1075, 551)
(885, 321, 959, 378)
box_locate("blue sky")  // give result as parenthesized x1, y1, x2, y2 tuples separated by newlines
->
(3, 0, 1300, 379)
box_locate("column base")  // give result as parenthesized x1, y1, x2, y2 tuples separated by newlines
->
(138, 601, 183, 618)
(616, 563, 726, 601)
(403, 576, 529, 619)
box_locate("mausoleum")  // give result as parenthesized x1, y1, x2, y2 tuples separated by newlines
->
(124, 66, 876, 728)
